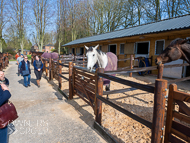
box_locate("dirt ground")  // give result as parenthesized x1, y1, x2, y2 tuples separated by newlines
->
(54, 67, 190, 143)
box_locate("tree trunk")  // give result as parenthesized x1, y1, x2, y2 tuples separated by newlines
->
(0, 39, 2, 53)
(20, 40, 24, 54)
(58, 41, 60, 54)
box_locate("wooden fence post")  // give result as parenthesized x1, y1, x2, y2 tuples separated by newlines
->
(71, 63, 76, 99)
(49, 58, 52, 81)
(51, 59, 54, 80)
(83, 54, 85, 67)
(69, 62, 73, 99)
(58, 60, 62, 89)
(151, 79, 167, 143)
(31, 54, 34, 65)
(7, 56, 9, 66)
(3, 57, 5, 69)
(6, 56, 8, 67)
(45, 60, 48, 76)
(4, 57, 6, 67)
(95, 68, 104, 125)
(63, 55, 65, 63)
(0, 58, 2, 71)
(74, 56, 76, 63)
(157, 64, 164, 79)
(129, 55, 133, 77)
(42, 59, 45, 72)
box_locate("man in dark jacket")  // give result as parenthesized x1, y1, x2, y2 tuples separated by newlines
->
(19, 55, 31, 87)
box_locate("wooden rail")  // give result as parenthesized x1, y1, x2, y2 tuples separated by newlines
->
(98, 72, 155, 93)
(96, 95, 152, 128)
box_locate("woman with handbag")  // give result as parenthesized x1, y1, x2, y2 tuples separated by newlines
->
(0, 84, 11, 143)
(19, 55, 31, 87)
(33, 55, 43, 88)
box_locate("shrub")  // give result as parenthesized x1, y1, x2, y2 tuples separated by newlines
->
(27, 55, 31, 59)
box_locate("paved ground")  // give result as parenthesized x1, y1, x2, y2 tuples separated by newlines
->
(6, 61, 106, 143)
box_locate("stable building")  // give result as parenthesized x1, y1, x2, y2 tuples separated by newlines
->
(63, 14, 190, 78)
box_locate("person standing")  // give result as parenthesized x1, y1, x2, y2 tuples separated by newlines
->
(17, 54, 24, 76)
(19, 56, 31, 87)
(0, 83, 11, 143)
(15, 53, 19, 60)
(17, 54, 24, 65)
(33, 56, 43, 87)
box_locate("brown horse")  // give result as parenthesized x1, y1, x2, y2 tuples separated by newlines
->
(155, 38, 190, 65)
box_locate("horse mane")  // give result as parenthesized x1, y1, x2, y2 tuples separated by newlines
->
(87, 47, 93, 52)
(96, 49, 106, 56)
(86, 46, 106, 56)
(170, 38, 190, 46)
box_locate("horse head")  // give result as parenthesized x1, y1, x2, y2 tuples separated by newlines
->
(155, 38, 190, 65)
(85, 44, 99, 72)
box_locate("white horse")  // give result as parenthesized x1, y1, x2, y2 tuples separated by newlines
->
(85, 45, 108, 71)
(85, 44, 118, 98)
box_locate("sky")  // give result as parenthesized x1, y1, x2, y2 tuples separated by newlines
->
(3, 0, 58, 45)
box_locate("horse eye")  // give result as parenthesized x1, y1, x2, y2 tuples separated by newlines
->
(93, 54, 95, 56)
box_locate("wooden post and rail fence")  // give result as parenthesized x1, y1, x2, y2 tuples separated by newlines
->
(37, 51, 190, 143)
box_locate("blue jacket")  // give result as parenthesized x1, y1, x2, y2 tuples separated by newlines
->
(33, 60, 43, 71)
(19, 60, 31, 75)
(0, 85, 11, 106)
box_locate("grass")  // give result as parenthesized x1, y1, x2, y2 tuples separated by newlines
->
(9, 59, 17, 61)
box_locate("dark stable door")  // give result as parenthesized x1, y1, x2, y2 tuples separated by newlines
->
(80, 48, 84, 55)
(186, 66, 190, 77)
(109, 45, 116, 54)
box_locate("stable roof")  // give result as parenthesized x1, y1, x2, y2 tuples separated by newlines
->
(62, 14, 190, 47)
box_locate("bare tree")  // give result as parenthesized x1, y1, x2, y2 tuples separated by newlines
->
(9, 0, 27, 54)
(32, 0, 53, 52)
(164, 0, 184, 18)
(56, 0, 64, 54)
(0, 0, 7, 52)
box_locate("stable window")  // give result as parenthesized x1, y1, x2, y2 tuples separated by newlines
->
(72, 48, 75, 54)
(80, 47, 84, 55)
(120, 44, 124, 54)
(108, 44, 117, 54)
(135, 42, 149, 54)
(155, 40, 164, 55)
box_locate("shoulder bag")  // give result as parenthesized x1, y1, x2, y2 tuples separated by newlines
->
(0, 101, 18, 129)
(22, 70, 30, 76)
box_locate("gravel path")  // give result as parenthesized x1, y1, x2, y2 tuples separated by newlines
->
(6, 61, 106, 143)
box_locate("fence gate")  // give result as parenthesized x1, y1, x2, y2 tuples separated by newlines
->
(165, 84, 190, 143)
(72, 66, 97, 110)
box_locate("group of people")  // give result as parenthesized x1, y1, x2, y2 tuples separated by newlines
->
(16, 54, 44, 88)
(0, 54, 44, 143)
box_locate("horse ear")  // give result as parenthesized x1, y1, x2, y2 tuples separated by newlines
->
(84, 45, 89, 50)
(180, 39, 189, 44)
(175, 38, 188, 45)
(94, 44, 99, 50)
